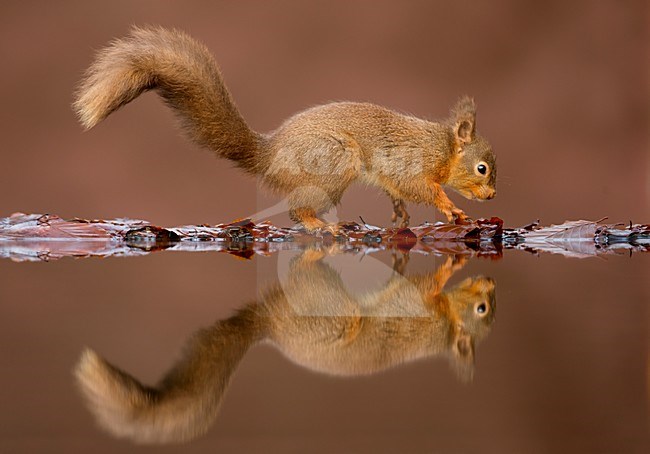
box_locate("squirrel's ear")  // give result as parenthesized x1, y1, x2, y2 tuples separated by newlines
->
(451, 96, 476, 146)
(450, 328, 475, 383)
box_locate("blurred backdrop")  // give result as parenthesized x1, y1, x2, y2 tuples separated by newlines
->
(0, 2, 648, 453)
(0, 0, 647, 227)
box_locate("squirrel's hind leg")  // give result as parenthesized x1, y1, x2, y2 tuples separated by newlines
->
(287, 184, 347, 234)
(290, 207, 327, 231)
(289, 207, 340, 236)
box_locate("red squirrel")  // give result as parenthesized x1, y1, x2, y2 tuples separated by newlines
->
(75, 251, 496, 443)
(74, 26, 497, 230)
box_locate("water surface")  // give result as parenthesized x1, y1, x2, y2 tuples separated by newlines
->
(0, 244, 647, 453)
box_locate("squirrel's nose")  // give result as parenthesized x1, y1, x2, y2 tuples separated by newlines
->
(486, 190, 496, 200)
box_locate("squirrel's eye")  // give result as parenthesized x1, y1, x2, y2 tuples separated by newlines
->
(476, 303, 487, 314)
(476, 162, 488, 176)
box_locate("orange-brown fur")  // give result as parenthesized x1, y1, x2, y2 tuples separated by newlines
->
(74, 26, 497, 229)
(74, 251, 496, 444)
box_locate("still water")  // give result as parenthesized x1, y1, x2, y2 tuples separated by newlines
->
(0, 240, 647, 453)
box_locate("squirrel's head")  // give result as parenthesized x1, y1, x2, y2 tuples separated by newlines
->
(446, 275, 497, 382)
(449, 276, 497, 336)
(445, 97, 497, 201)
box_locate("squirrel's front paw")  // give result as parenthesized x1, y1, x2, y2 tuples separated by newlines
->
(391, 251, 410, 274)
(391, 199, 410, 228)
(450, 254, 468, 269)
(451, 208, 472, 225)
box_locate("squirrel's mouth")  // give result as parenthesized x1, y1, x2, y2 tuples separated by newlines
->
(471, 186, 496, 201)
(451, 185, 496, 201)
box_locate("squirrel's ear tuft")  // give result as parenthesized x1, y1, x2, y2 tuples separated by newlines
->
(451, 96, 476, 146)
(450, 328, 475, 382)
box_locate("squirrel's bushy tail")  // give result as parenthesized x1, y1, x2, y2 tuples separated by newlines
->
(74, 306, 263, 444)
(73, 26, 261, 172)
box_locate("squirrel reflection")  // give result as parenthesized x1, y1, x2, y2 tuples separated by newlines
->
(75, 251, 496, 444)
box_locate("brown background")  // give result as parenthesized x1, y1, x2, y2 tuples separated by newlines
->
(0, 1, 648, 453)
(0, 0, 647, 226)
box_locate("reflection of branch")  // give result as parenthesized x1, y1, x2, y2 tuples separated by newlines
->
(4, 213, 647, 262)
(0, 213, 503, 261)
(74, 249, 497, 444)
(503, 220, 650, 258)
